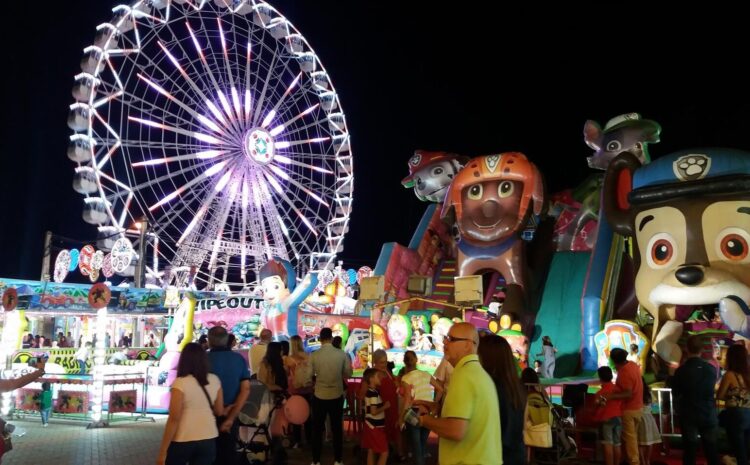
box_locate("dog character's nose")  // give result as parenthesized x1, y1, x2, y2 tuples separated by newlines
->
(481, 200, 498, 219)
(675, 266, 704, 286)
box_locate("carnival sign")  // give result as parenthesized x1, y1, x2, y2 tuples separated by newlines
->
(2, 288, 18, 311)
(88, 283, 111, 309)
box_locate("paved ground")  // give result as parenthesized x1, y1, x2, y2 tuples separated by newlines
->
(0, 415, 379, 465)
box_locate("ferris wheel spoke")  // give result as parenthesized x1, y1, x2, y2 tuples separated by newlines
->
(185, 21, 244, 135)
(114, 138, 211, 151)
(131, 149, 227, 167)
(259, 72, 302, 128)
(272, 116, 330, 142)
(106, 35, 206, 113)
(253, 170, 294, 260)
(128, 159, 223, 195)
(274, 137, 329, 150)
(250, 42, 281, 126)
(148, 159, 234, 212)
(272, 154, 333, 174)
(268, 102, 318, 137)
(243, 42, 253, 124)
(117, 88, 217, 139)
(136, 73, 226, 135)
(259, 170, 324, 237)
(156, 40, 221, 121)
(266, 164, 329, 207)
(128, 115, 228, 145)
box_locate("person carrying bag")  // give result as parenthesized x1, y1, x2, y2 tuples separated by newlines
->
(156, 343, 224, 465)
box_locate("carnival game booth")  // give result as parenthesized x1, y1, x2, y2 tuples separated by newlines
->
(0, 278, 227, 420)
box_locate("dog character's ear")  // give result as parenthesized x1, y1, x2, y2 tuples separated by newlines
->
(602, 152, 640, 236)
(583, 120, 603, 151)
(529, 162, 546, 217)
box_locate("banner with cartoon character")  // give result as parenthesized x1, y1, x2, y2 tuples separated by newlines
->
(109, 389, 138, 413)
(15, 388, 42, 411)
(56, 391, 88, 414)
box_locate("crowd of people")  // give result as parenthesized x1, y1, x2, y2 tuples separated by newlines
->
(21, 331, 141, 349)
(153, 324, 750, 465)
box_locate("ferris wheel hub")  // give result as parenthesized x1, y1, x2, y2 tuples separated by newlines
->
(244, 128, 275, 166)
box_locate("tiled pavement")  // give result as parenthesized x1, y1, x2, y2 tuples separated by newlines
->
(1, 415, 370, 465)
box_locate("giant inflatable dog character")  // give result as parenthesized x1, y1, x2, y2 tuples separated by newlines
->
(603, 149, 750, 369)
(402, 150, 468, 203)
(442, 153, 545, 314)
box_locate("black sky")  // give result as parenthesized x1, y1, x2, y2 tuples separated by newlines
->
(2, 2, 749, 279)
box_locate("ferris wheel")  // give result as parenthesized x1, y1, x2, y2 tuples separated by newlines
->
(67, 0, 353, 290)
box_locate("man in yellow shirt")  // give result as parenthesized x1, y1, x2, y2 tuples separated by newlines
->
(417, 323, 502, 465)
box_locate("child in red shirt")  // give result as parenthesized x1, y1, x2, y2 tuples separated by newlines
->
(594, 366, 623, 465)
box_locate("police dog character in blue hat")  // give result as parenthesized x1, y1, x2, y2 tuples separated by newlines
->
(603, 148, 750, 372)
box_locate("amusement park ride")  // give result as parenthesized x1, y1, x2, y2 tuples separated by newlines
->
(1, 1, 750, 428)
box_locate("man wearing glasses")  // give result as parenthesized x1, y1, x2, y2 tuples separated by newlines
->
(413, 322, 502, 464)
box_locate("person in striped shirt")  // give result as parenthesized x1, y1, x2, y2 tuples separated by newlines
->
(362, 368, 390, 465)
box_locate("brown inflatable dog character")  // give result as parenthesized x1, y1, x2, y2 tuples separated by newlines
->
(441, 153, 545, 313)
(603, 149, 750, 371)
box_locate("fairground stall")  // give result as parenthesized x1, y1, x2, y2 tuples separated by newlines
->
(0, 278, 225, 423)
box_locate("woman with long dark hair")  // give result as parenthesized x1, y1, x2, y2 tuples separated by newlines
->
(259, 341, 289, 392)
(717, 343, 750, 465)
(478, 335, 526, 465)
(156, 343, 224, 465)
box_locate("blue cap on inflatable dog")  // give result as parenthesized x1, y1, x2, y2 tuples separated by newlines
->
(632, 148, 750, 190)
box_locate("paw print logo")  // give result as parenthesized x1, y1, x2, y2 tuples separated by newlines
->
(673, 154, 711, 182)
(409, 154, 422, 166)
(484, 154, 501, 173)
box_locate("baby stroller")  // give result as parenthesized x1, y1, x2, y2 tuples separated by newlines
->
(526, 391, 576, 465)
(237, 381, 294, 465)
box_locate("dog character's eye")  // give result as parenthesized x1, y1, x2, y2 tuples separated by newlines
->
(716, 227, 750, 262)
(431, 166, 444, 176)
(646, 233, 678, 269)
(467, 184, 483, 200)
(498, 181, 514, 198)
(633, 142, 643, 151)
(606, 140, 622, 152)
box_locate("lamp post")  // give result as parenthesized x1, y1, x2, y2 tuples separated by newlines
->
(134, 219, 148, 288)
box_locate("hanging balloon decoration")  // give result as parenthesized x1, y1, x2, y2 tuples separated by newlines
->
(54, 250, 71, 283)
(69, 248, 80, 272)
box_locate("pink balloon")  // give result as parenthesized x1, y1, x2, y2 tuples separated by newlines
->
(283, 395, 310, 425)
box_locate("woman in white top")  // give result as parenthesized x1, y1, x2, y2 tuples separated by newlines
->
(157, 343, 224, 465)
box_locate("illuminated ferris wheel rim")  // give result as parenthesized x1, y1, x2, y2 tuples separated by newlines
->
(67, 0, 354, 288)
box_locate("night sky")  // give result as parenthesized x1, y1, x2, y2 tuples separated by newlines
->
(1, 2, 749, 280)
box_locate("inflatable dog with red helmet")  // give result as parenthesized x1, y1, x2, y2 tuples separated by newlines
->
(603, 148, 750, 370)
(441, 153, 545, 313)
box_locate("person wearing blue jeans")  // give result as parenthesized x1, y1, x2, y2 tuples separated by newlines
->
(400, 350, 436, 465)
(75, 342, 91, 375)
(40, 381, 52, 427)
(406, 422, 430, 465)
